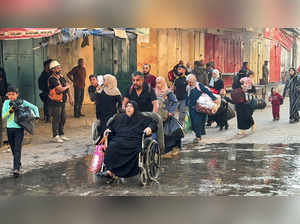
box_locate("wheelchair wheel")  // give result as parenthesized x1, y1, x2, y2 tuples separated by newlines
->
(139, 167, 148, 187)
(146, 140, 160, 181)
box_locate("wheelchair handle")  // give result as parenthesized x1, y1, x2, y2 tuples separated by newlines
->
(142, 131, 147, 149)
(104, 130, 111, 137)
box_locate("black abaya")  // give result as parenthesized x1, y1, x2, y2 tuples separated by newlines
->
(95, 91, 122, 139)
(236, 102, 254, 130)
(104, 112, 157, 178)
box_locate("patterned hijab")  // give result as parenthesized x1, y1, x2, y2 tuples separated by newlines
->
(101, 74, 121, 96)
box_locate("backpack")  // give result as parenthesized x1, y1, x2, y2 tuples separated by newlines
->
(230, 88, 245, 104)
(48, 75, 63, 103)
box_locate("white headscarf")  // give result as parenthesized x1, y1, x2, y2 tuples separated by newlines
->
(210, 69, 220, 87)
(186, 74, 198, 96)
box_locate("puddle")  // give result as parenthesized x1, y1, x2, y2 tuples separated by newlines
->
(180, 159, 205, 164)
(1, 143, 300, 196)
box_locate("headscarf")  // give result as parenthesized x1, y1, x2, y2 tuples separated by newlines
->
(209, 69, 220, 87)
(186, 74, 198, 97)
(101, 74, 121, 96)
(155, 76, 169, 97)
(186, 74, 197, 88)
(289, 68, 297, 77)
(128, 100, 140, 114)
(125, 100, 140, 124)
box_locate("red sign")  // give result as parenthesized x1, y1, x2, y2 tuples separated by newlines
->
(264, 28, 295, 51)
(0, 28, 60, 40)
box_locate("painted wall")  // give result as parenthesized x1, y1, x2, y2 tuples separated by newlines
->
(47, 36, 94, 109)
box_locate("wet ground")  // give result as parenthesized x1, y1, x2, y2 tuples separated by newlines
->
(2, 143, 300, 196)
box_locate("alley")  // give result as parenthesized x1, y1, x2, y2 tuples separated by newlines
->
(1, 100, 300, 196)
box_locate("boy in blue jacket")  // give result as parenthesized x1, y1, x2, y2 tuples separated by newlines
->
(2, 85, 39, 177)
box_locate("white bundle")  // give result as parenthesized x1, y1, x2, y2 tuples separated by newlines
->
(197, 94, 221, 114)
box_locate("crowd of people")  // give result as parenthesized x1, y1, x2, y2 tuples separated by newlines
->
(1, 57, 300, 179)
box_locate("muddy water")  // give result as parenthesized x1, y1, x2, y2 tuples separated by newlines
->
(1, 143, 300, 196)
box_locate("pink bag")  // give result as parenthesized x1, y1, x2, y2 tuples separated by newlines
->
(90, 143, 106, 173)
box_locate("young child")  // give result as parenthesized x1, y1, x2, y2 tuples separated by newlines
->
(269, 87, 283, 121)
(2, 85, 39, 177)
(215, 89, 233, 131)
(240, 72, 254, 91)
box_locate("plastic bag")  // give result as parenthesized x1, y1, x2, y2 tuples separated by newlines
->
(14, 106, 36, 134)
(90, 144, 105, 173)
(163, 117, 184, 138)
(185, 112, 191, 132)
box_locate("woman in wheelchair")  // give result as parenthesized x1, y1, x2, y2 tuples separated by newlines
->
(99, 100, 157, 179)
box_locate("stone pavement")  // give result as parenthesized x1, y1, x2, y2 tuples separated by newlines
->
(1, 94, 299, 179)
(183, 98, 298, 145)
(0, 104, 97, 179)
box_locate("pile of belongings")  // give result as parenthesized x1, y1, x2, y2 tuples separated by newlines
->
(196, 94, 221, 115)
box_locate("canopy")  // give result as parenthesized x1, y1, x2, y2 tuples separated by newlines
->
(0, 28, 60, 40)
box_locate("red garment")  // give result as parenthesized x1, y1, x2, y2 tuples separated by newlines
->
(269, 93, 283, 119)
(210, 88, 219, 94)
(269, 93, 283, 105)
(272, 104, 280, 119)
(144, 74, 156, 89)
(298, 66, 300, 73)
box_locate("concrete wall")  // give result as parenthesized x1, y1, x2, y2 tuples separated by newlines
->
(47, 36, 94, 111)
(137, 29, 159, 75)
(138, 28, 294, 85)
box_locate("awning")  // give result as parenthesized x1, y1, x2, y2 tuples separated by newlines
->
(264, 28, 295, 51)
(0, 28, 60, 40)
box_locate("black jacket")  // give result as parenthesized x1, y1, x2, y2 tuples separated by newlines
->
(38, 71, 50, 94)
(209, 79, 224, 92)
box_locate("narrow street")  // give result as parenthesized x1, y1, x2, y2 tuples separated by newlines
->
(1, 100, 300, 196)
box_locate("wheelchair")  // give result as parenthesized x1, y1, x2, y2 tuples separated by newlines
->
(91, 114, 162, 186)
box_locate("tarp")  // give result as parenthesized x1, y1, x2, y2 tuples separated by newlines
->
(0, 27, 138, 49)
(0, 28, 60, 40)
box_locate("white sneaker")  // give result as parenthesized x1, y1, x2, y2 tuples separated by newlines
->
(52, 135, 64, 143)
(60, 136, 70, 141)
